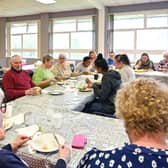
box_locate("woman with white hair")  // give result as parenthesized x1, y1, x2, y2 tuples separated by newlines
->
(158, 50, 168, 72)
(51, 54, 72, 80)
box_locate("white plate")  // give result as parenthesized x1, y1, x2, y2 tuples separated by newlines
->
(48, 91, 64, 95)
(3, 119, 13, 130)
(70, 77, 77, 80)
(57, 81, 64, 85)
(79, 88, 92, 92)
(31, 133, 65, 153)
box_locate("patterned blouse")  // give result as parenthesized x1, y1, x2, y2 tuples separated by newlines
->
(77, 143, 168, 168)
(157, 60, 168, 71)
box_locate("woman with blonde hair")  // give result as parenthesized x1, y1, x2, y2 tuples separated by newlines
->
(75, 78, 168, 167)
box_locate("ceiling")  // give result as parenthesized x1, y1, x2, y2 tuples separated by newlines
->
(0, 0, 166, 17)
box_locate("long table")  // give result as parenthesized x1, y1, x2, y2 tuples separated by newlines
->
(0, 78, 128, 168)
(135, 71, 168, 84)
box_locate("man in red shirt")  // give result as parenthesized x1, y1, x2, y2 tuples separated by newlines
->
(2, 55, 37, 101)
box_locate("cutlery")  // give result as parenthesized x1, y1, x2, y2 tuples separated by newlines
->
(53, 133, 60, 145)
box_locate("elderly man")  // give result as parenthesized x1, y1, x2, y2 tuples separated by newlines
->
(158, 51, 168, 72)
(2, 55, 37, 101)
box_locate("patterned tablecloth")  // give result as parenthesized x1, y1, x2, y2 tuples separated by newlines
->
(0, 79, 128, 168)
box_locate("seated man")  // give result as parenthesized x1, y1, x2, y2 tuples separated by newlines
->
(75, 56, 91, 75)
(2, 55, 37, 101)
(107, 50, 115, 66)
(158, 51, 168, 72)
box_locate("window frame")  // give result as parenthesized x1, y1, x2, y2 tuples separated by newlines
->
(49, 16, 96, 60)
(6, 20, 40, 59)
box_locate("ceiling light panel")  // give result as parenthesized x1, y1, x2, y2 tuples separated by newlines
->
(36, 0, 56, 4)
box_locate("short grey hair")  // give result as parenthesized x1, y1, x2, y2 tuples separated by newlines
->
(58, 53, 66, 59)
(10, 55, 22, 63)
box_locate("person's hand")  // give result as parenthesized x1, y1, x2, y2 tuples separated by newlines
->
(58, 145, 71, 163)
(11, 135, 31, 152)
(85, 78, 93, 88)
(0, 128, 5, 140)
(50, 78, 57, 83)
(25, 88, 36, 96)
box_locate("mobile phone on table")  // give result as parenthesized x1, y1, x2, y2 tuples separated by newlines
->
(72, 134, 87, 149)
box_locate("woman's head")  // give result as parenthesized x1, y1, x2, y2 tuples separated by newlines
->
(116, 78, 168, 136)
(141, 53, 149, 63)
(94, 53, 108, 73)
(42, 55, 54, 69)
(163, 51, 168, 62)
(114, 54, 130, 69)
(109, 50, 115, 59)
(89, 50, 96, 61)
(58, 54, 67, 64)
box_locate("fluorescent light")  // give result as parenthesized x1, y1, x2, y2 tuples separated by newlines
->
(36, 0, 56, 4)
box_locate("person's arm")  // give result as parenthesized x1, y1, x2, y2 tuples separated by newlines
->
(151, 61, 156, 71)
(0, 135, 31, 168)
(55, 145, 70, 168)
(93, 76, 113, 101)
(134, 60, 141, 69)
(55, 159, 66, 168)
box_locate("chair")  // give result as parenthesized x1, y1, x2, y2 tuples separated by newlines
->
(0, 88, 5, 104)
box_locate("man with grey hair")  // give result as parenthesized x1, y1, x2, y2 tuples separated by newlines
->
(2, 55, 37, 101)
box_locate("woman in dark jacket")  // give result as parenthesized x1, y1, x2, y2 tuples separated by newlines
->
(83, 54, 121, 115)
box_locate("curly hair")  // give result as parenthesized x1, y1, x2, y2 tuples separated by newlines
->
(115, 78, 168, 135)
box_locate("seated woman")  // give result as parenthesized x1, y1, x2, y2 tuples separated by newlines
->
(82, 54, 121, 115)
(51, 54, 72, 80)
(32, 55, 56, 88)
(88, 50, 97, 71)
(58, 78, 168, 167)
(157, 50, 168, 72)
(114, 54, 135, 83)
(134, 52, 155, 71)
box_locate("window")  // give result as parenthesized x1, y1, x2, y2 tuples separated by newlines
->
(6, 21, 39, 58)
(50, 17, 95, 60)
(109, 11, 168, 63)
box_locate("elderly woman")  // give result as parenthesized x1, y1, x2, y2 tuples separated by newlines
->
(32, 55, 56, 88)
(51, 54, 72, 80)
(57, 78, 168, 168)
(134, 53, 155, 71)
(158, 50, 168, 72)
